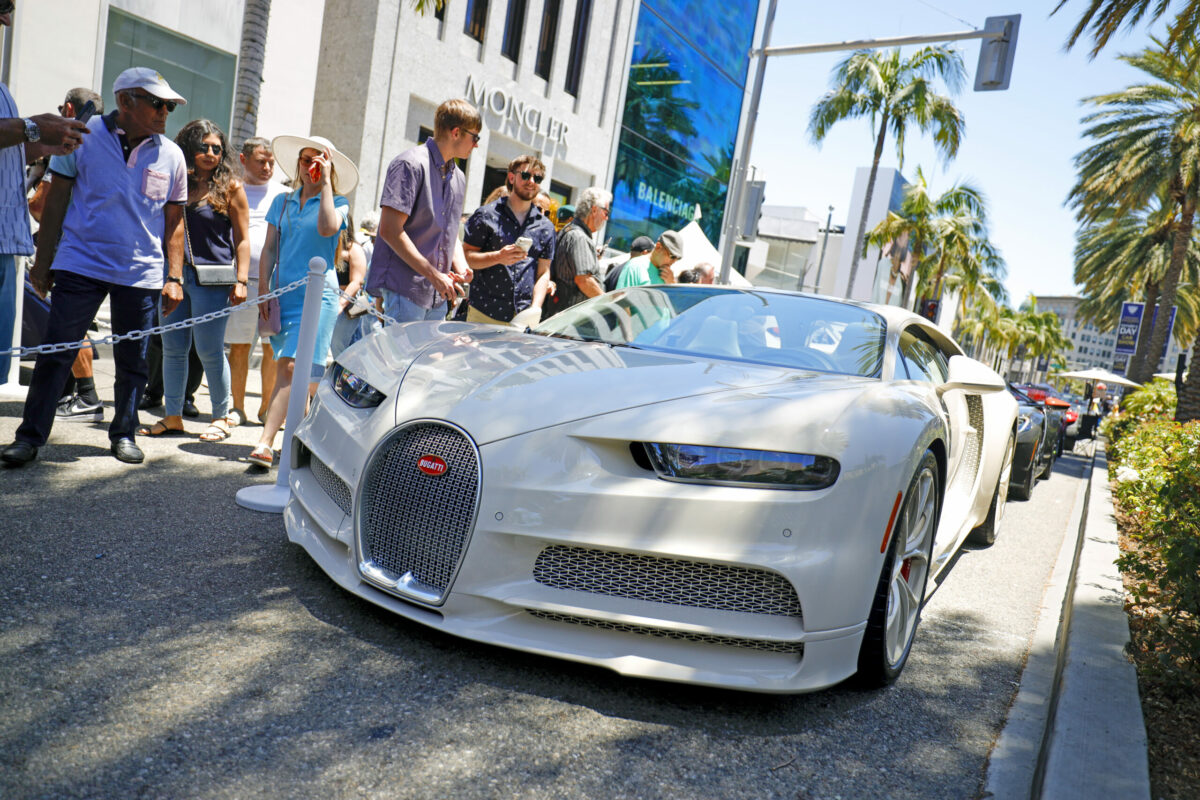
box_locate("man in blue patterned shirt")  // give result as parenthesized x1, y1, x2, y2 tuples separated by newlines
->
(0, 1, 88, 389)
(462, 155, 555, 327)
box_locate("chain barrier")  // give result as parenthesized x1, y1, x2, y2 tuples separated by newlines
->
(334, 288, 399, 328)
(0, 277, 309, 359)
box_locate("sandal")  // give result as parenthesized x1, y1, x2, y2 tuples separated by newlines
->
(137, 420, 186, 437)
(226, 408, 246, 428)
(247, 445, 275, 469)
(199, 420, 232, 442)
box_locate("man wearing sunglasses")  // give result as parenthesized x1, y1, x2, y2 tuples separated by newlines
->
(461, 155, 555, 327)
(3, 67, 188, 467)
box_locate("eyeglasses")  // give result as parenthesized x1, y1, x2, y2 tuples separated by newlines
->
(519, 171, 545, 184)
(196, 143, 223, 155)
(132, 92, 177, 113)
(0, 2, 14, 14)
(599, 206, 612, 217)
(461, 129, 481, 144)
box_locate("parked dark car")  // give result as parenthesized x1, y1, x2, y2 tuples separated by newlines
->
(1013, 383, 1071, 460)
(1008, 385, 1055, 500)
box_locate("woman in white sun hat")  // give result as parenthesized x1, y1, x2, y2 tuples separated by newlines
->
(248, 134, 358, 469)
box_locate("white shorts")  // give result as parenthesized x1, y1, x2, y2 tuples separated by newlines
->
(224, 281, 261, 345)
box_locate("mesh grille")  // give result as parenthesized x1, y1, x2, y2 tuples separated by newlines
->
(310, 453, 352, 516)
(528, 610, 804, 655)
(956, 395, 985, 494)
(358, 423, 480, 601)
(533, 545, 802, 618)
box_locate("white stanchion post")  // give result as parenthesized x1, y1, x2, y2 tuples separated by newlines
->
(236, 257, 327, 513)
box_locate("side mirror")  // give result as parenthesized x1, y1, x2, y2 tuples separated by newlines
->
(938, 355, 1007, 396)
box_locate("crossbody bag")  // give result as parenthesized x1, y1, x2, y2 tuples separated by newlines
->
(183, 204, 237, 287)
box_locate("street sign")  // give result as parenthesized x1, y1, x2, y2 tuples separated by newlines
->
(974, 15, 1020, 92)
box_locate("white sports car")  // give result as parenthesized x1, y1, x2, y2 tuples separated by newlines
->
(284, 286, 1017, 693)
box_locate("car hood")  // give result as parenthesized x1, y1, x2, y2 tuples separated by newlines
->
(339, 322, 874, 444)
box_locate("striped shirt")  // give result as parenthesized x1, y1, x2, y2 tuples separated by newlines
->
(0, 83, 34, 256)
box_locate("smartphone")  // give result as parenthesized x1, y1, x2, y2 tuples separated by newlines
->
(75, 100, 96, 125)
(515, 236, 533, 252)
(308, 150, 328, 183)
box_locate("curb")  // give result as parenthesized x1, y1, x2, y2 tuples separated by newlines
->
(982, 445, 1151, 799)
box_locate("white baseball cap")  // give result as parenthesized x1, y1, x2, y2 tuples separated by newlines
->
(112, 67, 187, 105)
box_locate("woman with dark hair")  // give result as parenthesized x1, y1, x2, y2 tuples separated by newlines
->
(139, 119, 249, 442)
(248, 134, 357, 469)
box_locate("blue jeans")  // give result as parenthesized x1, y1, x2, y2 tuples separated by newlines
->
(380, 289, 448, 323)
(162, 268, 232, 419)
(0, 254, 16, 385)
(15, 270, 157, 445)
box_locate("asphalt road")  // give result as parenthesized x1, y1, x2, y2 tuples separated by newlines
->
(0, 357, 1088, 800)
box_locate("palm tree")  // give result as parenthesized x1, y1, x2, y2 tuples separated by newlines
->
(865, 167, 987, 309)
(1053, 0, 1200, 58)
(231, 0, 271, 146)
(1069, 38, 1200, 384)
(808, 46, 966, 300)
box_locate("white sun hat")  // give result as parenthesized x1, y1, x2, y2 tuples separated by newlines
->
(271, 134, 360, 194)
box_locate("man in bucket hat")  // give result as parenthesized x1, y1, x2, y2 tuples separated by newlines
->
(2, 68, 188, 466)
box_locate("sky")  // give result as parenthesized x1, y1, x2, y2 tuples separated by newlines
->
(748, 0, 1162, 307)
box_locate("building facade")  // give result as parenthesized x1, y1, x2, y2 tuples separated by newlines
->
(3, 0, 320, 148)
(313, 0, 766, 246)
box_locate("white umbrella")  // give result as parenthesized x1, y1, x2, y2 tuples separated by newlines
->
(1153, 371, 1188, 382)
(1054, 368, 1142, 388)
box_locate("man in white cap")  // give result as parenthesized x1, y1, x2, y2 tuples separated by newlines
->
(2, 67, 188, 467)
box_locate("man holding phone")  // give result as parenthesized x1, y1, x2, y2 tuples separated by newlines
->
(0, 0, 90, 390)
(461, 155, 555, 327)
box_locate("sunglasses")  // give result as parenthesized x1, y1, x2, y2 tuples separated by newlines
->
(133, 92, 177, 113)
(0, 1, 13, 14)
(460, 129, 481, 144)
(519, 171, 544, 184)
(196, 143, 223, 155)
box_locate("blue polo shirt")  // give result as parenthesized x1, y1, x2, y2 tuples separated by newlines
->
(265, 189, 349, 319)
(48, 111, 187, 289)
(462, 196, 555, 321)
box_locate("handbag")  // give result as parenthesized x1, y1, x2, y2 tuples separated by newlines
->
(183, 205, 237, 287)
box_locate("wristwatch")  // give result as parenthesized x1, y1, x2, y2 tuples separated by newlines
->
(165, 275, 183, 285)
(22, 118, 40, 143)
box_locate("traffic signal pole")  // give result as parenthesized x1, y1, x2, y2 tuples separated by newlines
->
(717, 14, 1019, 288)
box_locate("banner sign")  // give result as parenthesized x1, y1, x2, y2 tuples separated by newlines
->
(1115, 302, 1142, 355)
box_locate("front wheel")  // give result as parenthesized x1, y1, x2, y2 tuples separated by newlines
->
(855, 450, 940, 688)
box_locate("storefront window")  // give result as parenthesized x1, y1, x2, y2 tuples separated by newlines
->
(608, 2, 758, 251)
(102, 9, 236, 141)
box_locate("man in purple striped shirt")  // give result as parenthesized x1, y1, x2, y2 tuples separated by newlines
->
(366, 99, 480, 322)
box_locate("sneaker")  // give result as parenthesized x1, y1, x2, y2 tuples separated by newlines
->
(55, 394, 104, 422)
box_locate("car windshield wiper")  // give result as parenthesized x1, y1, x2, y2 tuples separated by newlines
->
(538, 330, 610, 344)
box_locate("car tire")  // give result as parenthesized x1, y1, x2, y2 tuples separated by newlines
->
(854, 450, 940, 689)
(1009, 454, 1035, 501)
(970, 434, 1014, 547)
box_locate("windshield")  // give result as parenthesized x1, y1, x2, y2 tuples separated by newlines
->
(534, 286, 886, 376)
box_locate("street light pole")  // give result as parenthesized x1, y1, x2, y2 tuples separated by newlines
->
(812, 204, 833, 293)
(717, 0, 778, 285)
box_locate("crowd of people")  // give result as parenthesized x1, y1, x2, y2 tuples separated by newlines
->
(0, 31, 706, 469)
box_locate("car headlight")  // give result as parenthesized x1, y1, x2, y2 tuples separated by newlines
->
(330, 363, 385, 408)
(1017, 412, 1034, 433)
(641, 443, 839, 490)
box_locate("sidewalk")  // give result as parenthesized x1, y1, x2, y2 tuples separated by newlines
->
(985, 444, 1150, 799)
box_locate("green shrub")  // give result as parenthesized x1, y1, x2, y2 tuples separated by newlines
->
(1111, 420, 1200, 680)
(1103, 378, 1178, 457)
